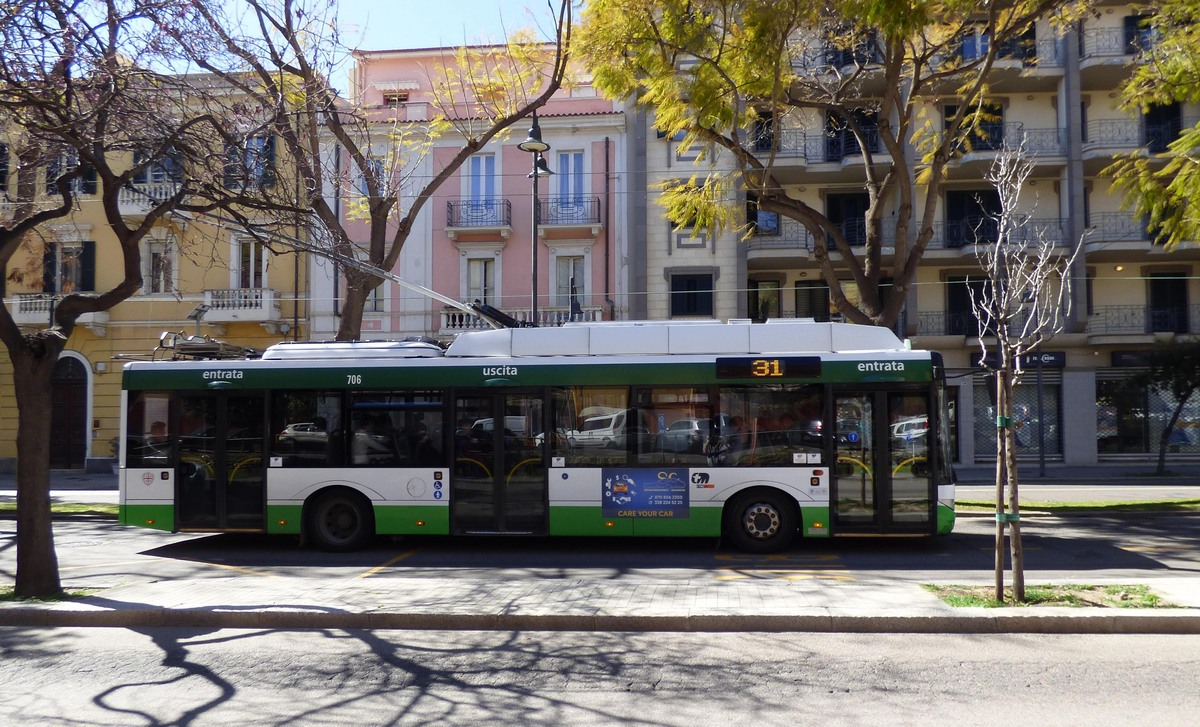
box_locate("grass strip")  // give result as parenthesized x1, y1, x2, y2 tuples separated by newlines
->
(923, 583, 1175, 608)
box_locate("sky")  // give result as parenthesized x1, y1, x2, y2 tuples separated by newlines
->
(337, 0, 560, 52)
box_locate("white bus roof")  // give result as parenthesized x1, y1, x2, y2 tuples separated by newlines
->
(444, 319, 908, 358)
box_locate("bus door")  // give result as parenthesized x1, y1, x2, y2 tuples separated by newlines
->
(175, 392, 266, 531)
(831, 389, 933, 533)
(451, 391, 546, 535)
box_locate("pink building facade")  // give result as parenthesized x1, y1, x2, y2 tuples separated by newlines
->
(311, 46, 628, 340)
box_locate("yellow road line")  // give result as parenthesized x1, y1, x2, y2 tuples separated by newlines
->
(356, 549, 419, 579)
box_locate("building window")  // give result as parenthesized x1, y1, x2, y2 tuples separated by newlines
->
(945, 189, 1002, 248)
(945, 103, 1006, 153)
(133, 148, 183, 186)
(827, 192, 870, 247)
(555, 255, 585, 310)
(145, 237, 175, 294)
(356, 158, 385, 197)
(824, 109, 879, 161)
(746, 194, 779, 236)
(45, 152, 97, 196)
(748, 280, 780, 322)
(382, 92, 409, 106)
(467, 257, 495, 306)
(795, 281, 831, 321)
(555, 150, 585, 203)
(224, 134, 275, 189)
(0, 142, 8, 193)
(1148, 272, 1189, 333)
(946, 275, 988, 336)
(364, 283, 384, 313)
(1124, 14, 1156, 54)
(233, 235, 268, 289)
(43, 240, 95, 293)
(670, 273, 714, 317)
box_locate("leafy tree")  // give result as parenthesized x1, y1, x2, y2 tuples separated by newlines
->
(970, 146, 1079, 603)
(0, 0, 302, 597)
(152, 0, 574, 340)
(1130, 340, 1200, 476)
(578, 0, 1079, 327)
(1108, 1, 1200, 249)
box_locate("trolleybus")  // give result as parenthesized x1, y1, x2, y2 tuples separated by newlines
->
(119, 318, 955, 552)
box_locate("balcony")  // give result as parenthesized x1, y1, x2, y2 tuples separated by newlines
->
(915, 308, 1043, 338)
(538, 196, 602, 235)
(1088, 305, 1200, 336)
(202, 288, 282, 331)
(7, 293, 109, 335)
(445, 199, 512, 239)
(118, 182, 181, 217)
(925, 217, 1064, 250)
(439, 304, 605, 335)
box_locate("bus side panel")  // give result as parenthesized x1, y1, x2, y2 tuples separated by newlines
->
(375, 504, 451, 535)
(631, 504, 721, 537)
(549, 506, 635, 536)
(266, 505, 302, 534)
(801, 506, 832, 537)
(120, 467, 175, 532)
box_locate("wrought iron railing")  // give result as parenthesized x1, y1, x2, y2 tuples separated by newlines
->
(1088, 305, 1200, 335)
(446, 199, 512, 228)
(539, 196, 601, 226)
(439, 304, 604, 334)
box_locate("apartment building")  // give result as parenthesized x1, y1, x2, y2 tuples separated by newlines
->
(0, 115, 309, 473)
(311, 46, 628, 340)
(628, 4, 1200, 466)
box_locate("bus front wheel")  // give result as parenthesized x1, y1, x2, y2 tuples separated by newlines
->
(724, 489, 797, 553)
(307, 489, 375, 552)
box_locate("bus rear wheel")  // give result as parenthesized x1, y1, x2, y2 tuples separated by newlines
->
(307, 489, 374, 552)
(725, 490, 797, 553)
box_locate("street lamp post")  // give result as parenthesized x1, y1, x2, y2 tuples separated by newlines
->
(517, 111, 552, 326)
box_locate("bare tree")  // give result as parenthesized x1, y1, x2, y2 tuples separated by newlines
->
(0, 0, 304, 597)
(971, 146, 1081, 603)
(153, 0, 573, 340)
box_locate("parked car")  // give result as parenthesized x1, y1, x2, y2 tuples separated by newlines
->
(277, 422, 328, 446)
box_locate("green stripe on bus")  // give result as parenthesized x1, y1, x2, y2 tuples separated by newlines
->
(937, 503, 956, 535)
(374, 505, 450, 535)
(120, 503, 175, 532)
(801, 506, 832, 537)
(266, 505, 303, 534)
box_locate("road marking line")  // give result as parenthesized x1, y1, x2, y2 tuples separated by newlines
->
(58, 559, 150, 572)
(206, 562, 278, 578)
(356, 549, 419, 579)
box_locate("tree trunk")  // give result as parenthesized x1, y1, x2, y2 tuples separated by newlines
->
(335, 284, 370, 341)
(994, 369, 1008, 603)
(10, 345, 62, 598)
(1006, 408, 1025, 603)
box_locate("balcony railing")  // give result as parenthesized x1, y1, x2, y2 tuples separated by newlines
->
(539, 196, 601, 226)
(202, 288, 280, 323)
(439, 304, 604, 334)
(7, 293, 109, 332)
(1087, 212, 1150, 243)
(916, 308, 1043, 338)
(446, 199, 512, 229)
(1081, 27, 1156, 59)
(1088, 305, 1200, 336)
(118, 182, 181, 215)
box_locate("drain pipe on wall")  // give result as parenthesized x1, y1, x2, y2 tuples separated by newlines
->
(604, 137, 615, 320)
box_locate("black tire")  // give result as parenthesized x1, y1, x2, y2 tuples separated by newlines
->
(306, 489, 375, 552)
(724, 489, 798, 553)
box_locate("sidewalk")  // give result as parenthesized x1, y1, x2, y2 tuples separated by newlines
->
(3, 465, 1200, 634)
(4, 573, 1200, 634)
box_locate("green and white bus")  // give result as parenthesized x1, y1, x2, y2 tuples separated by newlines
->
(119, 319, 955, 552)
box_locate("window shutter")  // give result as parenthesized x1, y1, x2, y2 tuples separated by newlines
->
(223, 143, 239, 188)
(0, 143, 7, 192)
(43, 243, 58, 293)
(80, 241, 96, 291)
(260, 135, 276, 188)
(46, 156, 61, 195)
(82, 164, 97, 195)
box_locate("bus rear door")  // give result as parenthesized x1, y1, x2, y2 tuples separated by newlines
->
(175, 392, 266, 531)
(451, 391, 547, 535)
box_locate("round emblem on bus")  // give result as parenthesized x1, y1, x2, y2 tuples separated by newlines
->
(407, 478, 427, 498)
(142, 472, 155, 486)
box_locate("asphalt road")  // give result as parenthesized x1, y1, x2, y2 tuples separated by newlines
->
(2, 628, 1198, 725)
